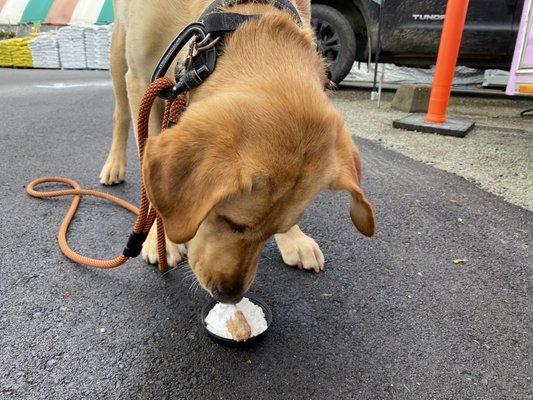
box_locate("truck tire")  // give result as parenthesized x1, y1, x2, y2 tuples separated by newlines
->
(311, 4, 356, 84)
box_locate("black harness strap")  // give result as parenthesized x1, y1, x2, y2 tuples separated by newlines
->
(200, 0, 301, 25)
(202, 12, 261, 34)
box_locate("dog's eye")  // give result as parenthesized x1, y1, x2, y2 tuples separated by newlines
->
(221, 216, 246, 234)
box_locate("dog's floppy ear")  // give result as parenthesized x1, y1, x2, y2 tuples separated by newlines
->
(292, 0, 311, 25)
(329, 130, 376, 237)
(142, 131, 237, 244)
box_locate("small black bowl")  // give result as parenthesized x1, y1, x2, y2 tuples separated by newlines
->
(200, 294, 272, 347)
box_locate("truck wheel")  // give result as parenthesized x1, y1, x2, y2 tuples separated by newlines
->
(311, 4, 356, 84)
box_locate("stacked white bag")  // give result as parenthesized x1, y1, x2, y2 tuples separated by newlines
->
(58, 25, 87, 69)
(28, 32, 61, 69)
(98, 25, 112, 70)
(84, 24, 112, 70)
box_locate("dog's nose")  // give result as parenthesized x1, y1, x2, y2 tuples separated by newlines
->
(211, 285, 243, 304)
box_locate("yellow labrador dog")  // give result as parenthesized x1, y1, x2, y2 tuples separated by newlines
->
(100, 0, 375, 303)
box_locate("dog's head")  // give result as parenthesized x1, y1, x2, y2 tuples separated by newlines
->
(143, 97, 374, 303)
(143, 12, 374, 303)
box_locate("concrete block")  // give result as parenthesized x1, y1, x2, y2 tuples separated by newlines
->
(391, 84, 431, 113)
(392, 113, 475, 138)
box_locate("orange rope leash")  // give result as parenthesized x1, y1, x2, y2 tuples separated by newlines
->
(26, 78, 185, 273)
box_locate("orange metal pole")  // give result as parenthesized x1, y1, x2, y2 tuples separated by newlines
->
(426, 0, 470, 123)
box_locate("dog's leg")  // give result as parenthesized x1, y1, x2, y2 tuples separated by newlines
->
(100, 23, 130, 185)
(141, 219, 188, 267)
(124, 70, 165, 139)
(275, 225, 325, 273)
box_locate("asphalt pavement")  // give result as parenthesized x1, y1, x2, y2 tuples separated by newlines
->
(0, 69, 531, 399)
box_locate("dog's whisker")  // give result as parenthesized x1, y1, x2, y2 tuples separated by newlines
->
(187, 275, 201, 295)
(177, 258, 189, 267)
(162, 266, 178, 276)
(161, 257, 191, 276)
(193, 280, 202, 297)
(182, 269, 195, 281)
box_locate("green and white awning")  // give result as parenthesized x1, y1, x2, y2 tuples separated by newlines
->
(0, 0, 114, 26)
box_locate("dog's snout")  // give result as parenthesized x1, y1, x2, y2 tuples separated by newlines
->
(211, 284, 244, 304)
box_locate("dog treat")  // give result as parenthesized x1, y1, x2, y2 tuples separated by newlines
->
(226, 310, 252, 342)
(205, 297, 268, 341)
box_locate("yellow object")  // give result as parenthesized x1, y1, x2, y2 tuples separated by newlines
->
(0, 34, 37, 68)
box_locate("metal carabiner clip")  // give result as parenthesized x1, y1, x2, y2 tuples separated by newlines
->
(151, 22, 218, 100)
(195, 33, 221, 52)
(151, 22, 207, 84)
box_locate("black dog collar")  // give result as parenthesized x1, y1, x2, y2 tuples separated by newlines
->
(151, 0, 302, 99)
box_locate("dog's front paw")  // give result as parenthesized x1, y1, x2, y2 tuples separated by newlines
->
(141, 223, 187, 267)
(275, 226, 325, 273)
(99, 156, 126, 185)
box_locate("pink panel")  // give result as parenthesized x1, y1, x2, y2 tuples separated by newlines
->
(45, 0, 78, 25)
(0, 0, 9, 13)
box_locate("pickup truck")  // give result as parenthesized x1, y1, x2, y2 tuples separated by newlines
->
(311, 0, 526, 82)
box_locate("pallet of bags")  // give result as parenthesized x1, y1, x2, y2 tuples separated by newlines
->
(29, 32, 61, 69)
(12, 37, 35, 67)
(0, 36, 36, 68)
(84, 24, 112, 70)
(0, 39, 14, 67)
(58, 25, 87, 69)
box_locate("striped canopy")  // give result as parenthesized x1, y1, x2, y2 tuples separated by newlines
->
(0, 0, 114, 26)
